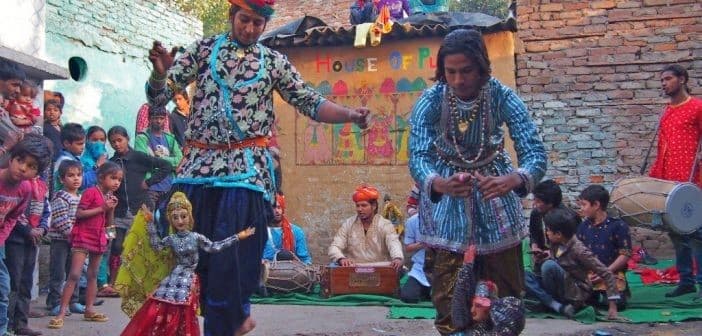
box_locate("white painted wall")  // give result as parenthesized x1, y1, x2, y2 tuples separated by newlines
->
(0, 0, 47, 58)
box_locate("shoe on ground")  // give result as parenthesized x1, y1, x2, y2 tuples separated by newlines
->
(559, 304, 575, 319)
(14, 327, 42, 336)
(664, 284, 696, 298)
(69, 303, 86, 314)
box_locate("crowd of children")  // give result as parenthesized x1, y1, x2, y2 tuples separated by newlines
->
(0, 71, 179, 335)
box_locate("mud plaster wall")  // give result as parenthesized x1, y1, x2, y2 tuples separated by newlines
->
(273, 31, 519, 263)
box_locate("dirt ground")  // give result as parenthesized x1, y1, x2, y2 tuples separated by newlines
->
(25, 297, 701, 336)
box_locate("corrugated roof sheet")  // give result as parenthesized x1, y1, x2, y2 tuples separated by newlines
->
(261, 12, 516, 48)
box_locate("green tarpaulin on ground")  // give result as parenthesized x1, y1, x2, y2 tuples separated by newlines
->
(388, 259, 702, 324)
(253, 258, 702, 324)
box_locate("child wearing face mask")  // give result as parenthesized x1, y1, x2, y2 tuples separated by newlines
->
(80, 126, 118, 298)
(81, 126, 108, 189)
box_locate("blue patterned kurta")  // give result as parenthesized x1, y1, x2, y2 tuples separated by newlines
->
(409, 78, 546, 254)
(146, 33, 326, 201)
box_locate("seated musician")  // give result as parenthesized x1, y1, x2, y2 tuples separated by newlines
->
(576, 185, 632, 309)
(328, 184, 404, 271)
(263, 193, 312, 264)
(400, 213, 431, 303)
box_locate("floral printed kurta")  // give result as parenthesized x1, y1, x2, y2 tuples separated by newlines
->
(147, 33, 325, 200)
(649, 97, 702, 187)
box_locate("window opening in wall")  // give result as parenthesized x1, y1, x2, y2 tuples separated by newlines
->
(68, 57, 88, 82)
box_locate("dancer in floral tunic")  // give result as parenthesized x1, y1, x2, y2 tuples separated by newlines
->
(145, 1, 370, 334)
(121, 193, 255, 336)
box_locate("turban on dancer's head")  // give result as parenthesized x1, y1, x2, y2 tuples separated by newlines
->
(228, 0, 275, 19)
(352, 184, 380, 203)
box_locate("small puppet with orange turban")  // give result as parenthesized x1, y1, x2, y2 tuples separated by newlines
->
(328, 184, 404, 271)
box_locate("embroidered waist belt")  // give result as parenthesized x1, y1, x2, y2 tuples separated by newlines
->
(435, 146, 501, 170)
(186, 137, 270, 151)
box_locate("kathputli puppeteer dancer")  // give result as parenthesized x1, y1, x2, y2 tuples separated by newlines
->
(144, 0, 371, 334)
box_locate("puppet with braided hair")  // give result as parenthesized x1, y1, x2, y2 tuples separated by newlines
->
(119, 192, 254, 336)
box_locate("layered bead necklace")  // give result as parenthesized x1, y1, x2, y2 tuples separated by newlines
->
(447, 86, 490, 166)
(230, 35, 256, 58)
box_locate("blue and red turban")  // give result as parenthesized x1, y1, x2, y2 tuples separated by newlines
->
(228, 0, 275, 19)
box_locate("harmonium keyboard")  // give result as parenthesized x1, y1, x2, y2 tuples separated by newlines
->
(320, 263, 399, 298)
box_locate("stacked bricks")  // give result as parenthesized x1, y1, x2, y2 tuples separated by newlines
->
(46, 0, 202, 58)
(268, 0, 355, 30)
(516, 0, 701, 255)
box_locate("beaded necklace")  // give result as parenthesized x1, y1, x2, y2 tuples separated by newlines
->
(450, 93, 480, 134)
(447, 86, 490, 165)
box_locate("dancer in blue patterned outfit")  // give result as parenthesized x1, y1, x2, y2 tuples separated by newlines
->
(408, 29, 546, 335)
(145, 1, 370, 335)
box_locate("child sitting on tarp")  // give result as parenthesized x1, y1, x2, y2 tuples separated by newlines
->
(525, 208, 621, 319)
(450, 245, 525, 335)
(576, 185, 632, 309)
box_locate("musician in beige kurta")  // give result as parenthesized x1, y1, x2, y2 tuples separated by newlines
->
(328, 185, 404, 270)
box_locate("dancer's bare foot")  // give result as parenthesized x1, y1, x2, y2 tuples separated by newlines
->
(234, 316, 256, 336)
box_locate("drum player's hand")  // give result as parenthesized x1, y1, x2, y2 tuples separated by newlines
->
(390, 258, 403, 272)
(338, 258, 355, 267)
(474, 171, 522, 200)
(432, 173, 473, 198)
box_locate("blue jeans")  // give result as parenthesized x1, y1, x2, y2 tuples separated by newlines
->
(670, 230, 702, 287)
(0, 246, 10, 335)
(525, 259, 566, 307)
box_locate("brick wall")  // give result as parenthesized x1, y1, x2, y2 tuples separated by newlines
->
(46, 0, 201, 59)
(516, 1, 701, 257)
(268, 0, 352, 30)
(516, 0, 701, 198)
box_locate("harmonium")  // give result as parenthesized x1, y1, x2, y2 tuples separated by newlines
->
(320, 263, 399, 298)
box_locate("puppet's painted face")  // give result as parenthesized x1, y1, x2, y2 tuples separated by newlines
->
(471, 297, 491, 323)
(170, 208, 192, 232)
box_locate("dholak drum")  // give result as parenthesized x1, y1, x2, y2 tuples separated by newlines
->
(262, 259, 321, 294)
(609, 177, 702, 234)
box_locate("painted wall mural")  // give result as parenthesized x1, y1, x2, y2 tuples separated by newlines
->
(295, 77, 426, 166)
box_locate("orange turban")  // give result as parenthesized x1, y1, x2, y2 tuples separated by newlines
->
(275, 194, 295, 252)
(228, 0, 275, 18)
(352, 185, 380, 203)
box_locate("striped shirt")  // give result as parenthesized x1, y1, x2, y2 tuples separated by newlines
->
(49, 190, 80, 241)
(409, 79, 546, 253)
